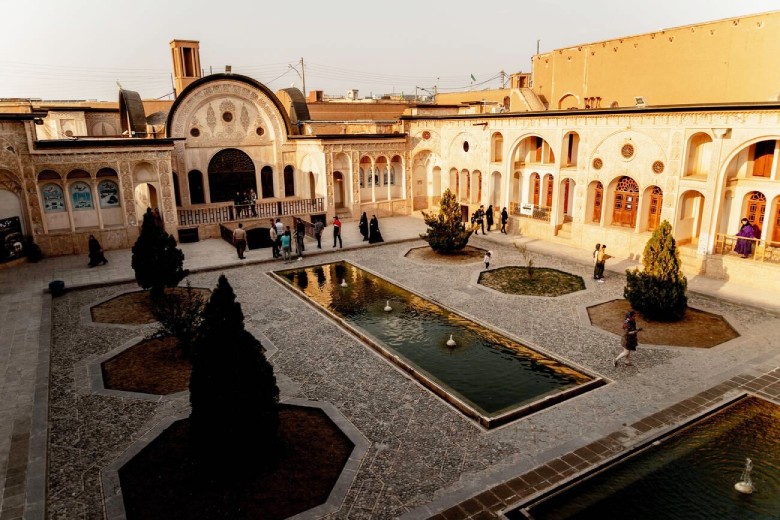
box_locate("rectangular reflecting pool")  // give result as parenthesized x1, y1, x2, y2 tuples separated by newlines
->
(508, 395, 780, 519)
(273, 261, 604, 428)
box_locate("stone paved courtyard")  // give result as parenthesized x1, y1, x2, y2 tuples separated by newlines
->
(2, 215, 780, 519)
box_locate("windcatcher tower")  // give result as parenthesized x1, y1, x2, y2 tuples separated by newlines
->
(170, 40, 202, 97)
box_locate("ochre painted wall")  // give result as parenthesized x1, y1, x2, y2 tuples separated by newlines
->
(532, 10, 780, 109)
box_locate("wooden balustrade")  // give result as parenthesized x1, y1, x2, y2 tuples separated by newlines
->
(714, 233, 780, 264)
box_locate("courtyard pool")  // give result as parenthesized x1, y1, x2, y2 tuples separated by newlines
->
(507, 395, 780, 519)
(273, 261, 603, 428)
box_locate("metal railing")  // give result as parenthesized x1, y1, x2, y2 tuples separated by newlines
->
(713, 233, 780, 264)
(177, 197, 325, 227)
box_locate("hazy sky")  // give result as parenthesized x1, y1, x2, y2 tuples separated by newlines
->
(1, 0, 778, 101)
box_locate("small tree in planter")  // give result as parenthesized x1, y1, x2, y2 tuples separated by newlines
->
(420, 188, 472, 253)
(515, 243, 535, 280)
(131, 210, 186, 300)
(189, 275, 280, 474)
(624, 220, 688, 321)
(149, 282, 206, 360)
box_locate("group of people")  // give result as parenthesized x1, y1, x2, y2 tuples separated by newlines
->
(261, 217, 307, 263)
(470, 205, 510, 235)
(232, 189, 258, 219)
(358, 212, 384, 244)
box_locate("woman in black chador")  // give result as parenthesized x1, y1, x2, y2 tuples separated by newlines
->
(87, 234, 108, 267)
(368, 214, 384, 243)
(486, 204, 494, 232)
(359, 212, 369, 241)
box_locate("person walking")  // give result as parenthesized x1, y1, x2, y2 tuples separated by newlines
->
(359, 212, 369, 241)
(501, 207, 509, 234)
(87, 234, 108, 267)
(294, 217, 306, 260)
(486, 205, 494, 232)
(595, 244, 608, 282)
(483, 250, 492, 270)
(332, 215, 342, 248)
(368, 214, 384, 243)
(269, 219, 279, 258)
(476, 205, 485, 235)
(614, 310, 642, 367)
(232, 223, 247, 259)
(592, 243, 601, 280)
(280, 228, 292, 263)
(314, 219, 324, 248)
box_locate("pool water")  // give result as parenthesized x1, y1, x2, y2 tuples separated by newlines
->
(510, 396, 780, 519)
(275, 261, 600, 427)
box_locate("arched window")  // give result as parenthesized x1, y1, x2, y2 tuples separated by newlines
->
(746, 191, 766, 232)
(261, 166, 274, 198)
(647, 186, 663, 231)
(283, 165, 295, 197)
(97, 180, 121, 208)
(613, 176, 639, 227)
(188, 170, 205, 204)
(389, 166, 396, 185)
(41, 183, 65, 212)
(592, 182, 603, 223)
(207, 148, 256, 203)
(491, 133, 504, 162)
(383, 166, 389, 186)
(70, 181, 94, 210)
(172, 173, 182, 207)
(359, 167, 365, 188)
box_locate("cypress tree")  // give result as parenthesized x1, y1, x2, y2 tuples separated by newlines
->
(189, 275, 280, 473)
(131, 210, 185, 299)
(420, 188, 472, 253)
(624, 220, 688, 321)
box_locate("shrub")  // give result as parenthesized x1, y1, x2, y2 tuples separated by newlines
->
(624, 220, 688, 321)
(149, 282, 205, 360)
(131, 210, 186, 299)
(189, 275, 280, 474)
(515, 243, 535, 280)
(420, 188, 472, 253)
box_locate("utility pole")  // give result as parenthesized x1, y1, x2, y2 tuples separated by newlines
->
(300, 57, 306, 97)
(536, 39, 540, 55)
(500, 70, 506, 89)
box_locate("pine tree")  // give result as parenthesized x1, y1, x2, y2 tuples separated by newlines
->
(131, 210, 186, 299)
(189, 275, 280, 473)
(420, 188, 472, 253)
(624, 220, 688, 321)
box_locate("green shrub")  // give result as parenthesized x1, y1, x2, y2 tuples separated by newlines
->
(624, 220, 688, 321)
(420, 188, 472, 253)
(131, 211, 186, 299)
(189, 275, 280, 474)
(149, 282, 205, 359)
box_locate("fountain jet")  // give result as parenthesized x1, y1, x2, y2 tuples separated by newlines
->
(734, 457, 755, 494)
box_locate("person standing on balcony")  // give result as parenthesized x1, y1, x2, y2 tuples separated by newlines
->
(332, 215, 342, 248)
(735, 218, 757, 258)
(501, 207, 509, 234)
(249, 189, 258, 217)
(233, 191, 242, 220)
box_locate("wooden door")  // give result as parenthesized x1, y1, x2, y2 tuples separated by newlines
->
(592, 182, 603, 222)
(746, 191, 766, 234)
(545, 176, 554, 207)
(613, 176, 639, 227)
(532, 174, 540, 205)
(647, 186, 663, 231)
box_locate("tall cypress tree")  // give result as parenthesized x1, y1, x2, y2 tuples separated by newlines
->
(420, 188, 472, 253)
(624, 220, 688, 321)
(189, 275, 280, 472)
(131, 210, 185, 299)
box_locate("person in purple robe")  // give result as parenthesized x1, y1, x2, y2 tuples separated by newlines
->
(735, 218, 757, 258)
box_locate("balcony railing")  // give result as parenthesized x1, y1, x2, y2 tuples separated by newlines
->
(713, 233, 780, 264)
(177, 198, 325, 227)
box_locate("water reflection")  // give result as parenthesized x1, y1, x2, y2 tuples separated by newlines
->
(278, 261, 593, 417)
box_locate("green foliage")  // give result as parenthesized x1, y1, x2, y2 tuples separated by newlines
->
(189, 275, 280, 473)
(624, 220, 688, 321)
(131, 213, 186, 299)
(149, 282, 205, 359)
(420, 188, 472, 253)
